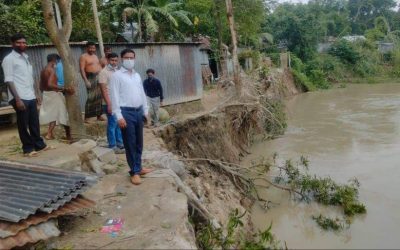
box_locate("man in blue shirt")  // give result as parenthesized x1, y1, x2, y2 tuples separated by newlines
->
(143, 69, 163, 127)
(55, 56, 64, 88)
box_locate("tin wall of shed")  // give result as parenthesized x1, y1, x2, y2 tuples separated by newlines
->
(0, 43, 204, 110)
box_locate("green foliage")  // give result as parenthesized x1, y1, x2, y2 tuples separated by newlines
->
(233, 0, 266, 47)
(353, 41, 382, 77)
(390, 48, 400, 77)
(328, 39, 361, 64)
(290, 55, 305, 72)
(291, 54, 331, 90)
(262, 156, 367, 232)
(307, 69, 330, 89)
(70, 1, 97, 42)
(196, 209, 282, 250)
(267, 53, 281, 67)
(306, 54, 347, 83)
(262, 99, 287, 137)
(348, 0, 396, 34)
(259, 64, 270, 79)
(275, 158, 367, 218)
(365, 28, 386, 42)
(0, 0, 48, 44)
(264, 0, 399, 83)
(291, 69, 316, 92)
(113, 0, 193, 42)
(312, 214, 346, 231)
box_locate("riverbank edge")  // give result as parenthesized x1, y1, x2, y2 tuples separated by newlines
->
(155, 68, 303, 246)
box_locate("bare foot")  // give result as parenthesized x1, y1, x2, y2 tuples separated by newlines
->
(45, 135, 55, 140)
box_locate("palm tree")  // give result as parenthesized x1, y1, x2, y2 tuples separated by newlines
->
(120, 0, 192, 42)
(148, 0, 193, 41)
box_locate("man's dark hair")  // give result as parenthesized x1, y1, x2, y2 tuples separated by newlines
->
(146, 68, 155, 74)
(107, 52, 118, 59)
(120, 48, 135, 58)
(11, 33, 26, 43)
(104, 46, 112, 51)
(86, 41, 96, 47)
(47, 53, 60, 63)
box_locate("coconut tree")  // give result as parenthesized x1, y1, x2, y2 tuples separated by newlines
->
(120, 0, 192, 42)
(148, 0, 193, 41)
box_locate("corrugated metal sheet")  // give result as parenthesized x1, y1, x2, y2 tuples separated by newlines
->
(0, 160, 97, 223)
(0, 220, 60, 250)
(0, 43, 205, 112)
(0, 196, 94, 238)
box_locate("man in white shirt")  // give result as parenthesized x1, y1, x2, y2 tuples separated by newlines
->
(1, 33, 48, 157)
(110, 49, 153, 185)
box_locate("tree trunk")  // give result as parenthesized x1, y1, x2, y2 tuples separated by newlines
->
(225, 0, 242, 96)
(42, 0, 85, 137)
(213, 0, 224, 78)
(92, 0, 105, 57)
(138, 12, 142, 42)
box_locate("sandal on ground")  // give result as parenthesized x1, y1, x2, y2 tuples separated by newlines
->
(24, 151, 39, 157)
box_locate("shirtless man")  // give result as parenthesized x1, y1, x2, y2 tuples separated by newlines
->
(100, 46, 112, 68)
(39, 54, 71, 141)
(79, 41, 104, 121)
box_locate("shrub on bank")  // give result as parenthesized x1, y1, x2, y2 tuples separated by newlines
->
(306, 54, 347, 83)
(291, 68, 316, 91)
(328, 39, 361, 65)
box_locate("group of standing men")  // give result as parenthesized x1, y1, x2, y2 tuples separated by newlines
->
(2, 33, 164, 185)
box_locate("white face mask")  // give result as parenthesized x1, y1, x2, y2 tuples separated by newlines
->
(122, 59, 135, 70)
(108, 64, 118, 71)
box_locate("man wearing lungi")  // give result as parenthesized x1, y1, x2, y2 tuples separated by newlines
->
(79, 41, 103, 122)
(110, 49, 153, 185)
(39, 54, 71, 142)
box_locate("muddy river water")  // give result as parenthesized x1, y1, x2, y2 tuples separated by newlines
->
(245, 84, 400, 249)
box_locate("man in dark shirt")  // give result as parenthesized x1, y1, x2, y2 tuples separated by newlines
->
(143, 69, 163, 127)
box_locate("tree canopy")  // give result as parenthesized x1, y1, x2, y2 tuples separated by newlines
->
(1, 0, 400, 60)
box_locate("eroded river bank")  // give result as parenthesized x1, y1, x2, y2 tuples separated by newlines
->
(245, 83, 400, 249)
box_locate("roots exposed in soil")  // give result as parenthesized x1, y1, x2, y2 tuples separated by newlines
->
(156, 72, 301, 247)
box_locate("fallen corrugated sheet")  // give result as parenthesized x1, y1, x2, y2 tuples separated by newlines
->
(0, 160, 97, 222)
(0, 220, 60, 250)
(0, 196, 95, 238)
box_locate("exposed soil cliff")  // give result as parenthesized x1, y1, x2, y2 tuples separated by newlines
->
(156, 69, 302, 241)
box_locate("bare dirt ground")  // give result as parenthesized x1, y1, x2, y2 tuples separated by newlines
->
(0, 87, 226, 249)
(1, 70, 299, 249)
(0, 122, 197, 249)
